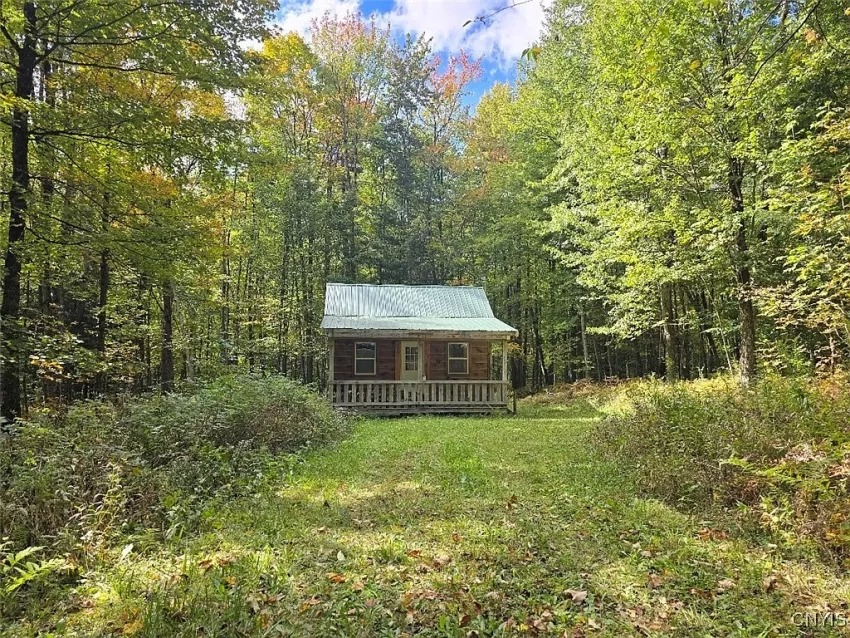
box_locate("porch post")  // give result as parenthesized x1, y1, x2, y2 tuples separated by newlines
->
(502, 339, 508, 383)
(328, 337, 335, 399)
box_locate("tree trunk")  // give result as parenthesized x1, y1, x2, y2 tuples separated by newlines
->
(1, 2, 38, 422)
(97, 200, 110, 362)
(579, 303, 591, 379)
(96, 246, 109, 393)
(161, 280, 175, 392)
(220, 226, 231, 365)
(661, 283, 680, 381)
(729, 156, 756, 385)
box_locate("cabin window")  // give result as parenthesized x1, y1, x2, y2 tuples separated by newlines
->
(404, 346, 419, 371)
(448, 342, 469, 375)
(355, 342, 376, 375)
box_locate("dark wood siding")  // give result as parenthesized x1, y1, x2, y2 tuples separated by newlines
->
(426, 341, 490, 380)
(333, 339, 397, 380)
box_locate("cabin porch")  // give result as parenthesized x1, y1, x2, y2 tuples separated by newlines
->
(325, 334, 512, 414)
(329, 379, 510, 414)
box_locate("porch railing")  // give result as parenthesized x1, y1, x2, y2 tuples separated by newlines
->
(329, 380, 509, 409)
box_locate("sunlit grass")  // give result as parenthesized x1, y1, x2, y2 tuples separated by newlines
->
(8, 404, 850, 637)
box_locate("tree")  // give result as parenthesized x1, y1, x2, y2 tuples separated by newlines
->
(0, 0, 273, 419)
(531, 0, 837, 384)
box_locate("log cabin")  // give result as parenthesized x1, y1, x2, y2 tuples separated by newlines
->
(321, 283, 518, 414)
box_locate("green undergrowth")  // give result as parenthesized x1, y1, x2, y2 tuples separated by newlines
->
(597, 374, 850, 568)
(3, 385, 850, 636)
(0, 375, 348, 621)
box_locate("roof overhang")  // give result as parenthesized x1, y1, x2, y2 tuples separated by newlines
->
(324, 328, 517, 340)
(321, 316, 518, 340)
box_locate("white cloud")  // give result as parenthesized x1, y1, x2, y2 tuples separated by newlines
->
(271, 0, 548, 67)
(388, 0, 548, 67)
(275, 0, 362, 38)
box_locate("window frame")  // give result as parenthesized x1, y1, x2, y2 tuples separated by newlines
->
(354, 341, 377, 376)
(447, 342, 469, 375)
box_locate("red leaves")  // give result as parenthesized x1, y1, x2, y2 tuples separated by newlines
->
(429, 51, 482, 103)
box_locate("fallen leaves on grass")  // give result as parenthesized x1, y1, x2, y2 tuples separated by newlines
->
(762, 574, 778, 592)
(298, 596, 322, 613)
(716, 578, 735, 592)
(197, 552, 237, 572)
(696, 527, 729, 541)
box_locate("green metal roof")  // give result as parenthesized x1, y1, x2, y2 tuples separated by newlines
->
(321, 284, 517, 335)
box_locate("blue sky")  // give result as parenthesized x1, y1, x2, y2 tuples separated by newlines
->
(274, 0, 549, 107)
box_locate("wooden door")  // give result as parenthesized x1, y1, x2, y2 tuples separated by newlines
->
(400, 341, 421, 381)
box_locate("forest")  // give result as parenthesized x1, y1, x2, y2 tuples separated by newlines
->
(2, 0, 848, 422)
(3, 1, 850, 635)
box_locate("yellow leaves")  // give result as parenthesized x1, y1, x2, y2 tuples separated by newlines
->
(689, 59, 702, 71)
(132, 170, 180, 202)
(197, 551, 237, 572)
(29, 355, 65, 380)
(262, 33, 314, 76)
(803, 27, 820, 45)
(187, 90, 227, 120)
(118, 617, 143, 636)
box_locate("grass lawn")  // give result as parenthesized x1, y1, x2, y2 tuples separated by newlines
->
(13, 400, 850, 637)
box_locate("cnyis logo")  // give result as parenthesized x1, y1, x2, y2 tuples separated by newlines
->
(791, 612, 849, 628)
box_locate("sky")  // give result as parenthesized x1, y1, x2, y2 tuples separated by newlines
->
(272, 0, 550, 106)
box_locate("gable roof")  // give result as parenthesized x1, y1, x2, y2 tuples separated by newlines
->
(321, 283, 517, 336)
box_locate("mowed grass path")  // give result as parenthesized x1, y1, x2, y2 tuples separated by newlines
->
(34, 402, 850, 637)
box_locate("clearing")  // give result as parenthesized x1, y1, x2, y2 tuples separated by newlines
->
(30, 400, 850, 637)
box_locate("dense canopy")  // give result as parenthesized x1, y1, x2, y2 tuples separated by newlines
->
(0, 0, 848, 418)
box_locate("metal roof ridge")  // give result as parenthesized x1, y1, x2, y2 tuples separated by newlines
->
(326, 283, 484, 288)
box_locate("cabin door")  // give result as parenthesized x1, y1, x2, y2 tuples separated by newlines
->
(400, 341, 421, 381)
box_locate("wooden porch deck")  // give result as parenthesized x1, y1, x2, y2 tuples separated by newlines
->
(329, 380, 510, 415)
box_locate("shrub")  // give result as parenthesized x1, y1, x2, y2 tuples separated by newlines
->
(0, 375, 348, 558)
(596, 375, 850, 564)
